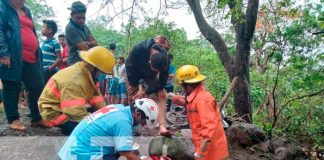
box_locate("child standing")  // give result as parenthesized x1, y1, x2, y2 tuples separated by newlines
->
(41, 20, 62, 83)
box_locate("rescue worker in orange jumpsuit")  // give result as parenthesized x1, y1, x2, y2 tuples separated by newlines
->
(168, 65, 229, 160)
(38, 46, 115, 135)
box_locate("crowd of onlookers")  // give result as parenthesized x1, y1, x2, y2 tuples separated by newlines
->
(0, 0, 176, 131)
(0, 1, 230, 159)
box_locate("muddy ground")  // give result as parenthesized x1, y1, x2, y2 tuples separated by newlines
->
(0, 106, 184, 160)
(0, 106, 314, 160)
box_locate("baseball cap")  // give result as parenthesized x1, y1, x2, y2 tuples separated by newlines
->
(68, 1, 87, 13)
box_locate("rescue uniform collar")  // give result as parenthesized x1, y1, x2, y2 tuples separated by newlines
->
(79, 62, 98, 90)
(186, 84, 205, 103)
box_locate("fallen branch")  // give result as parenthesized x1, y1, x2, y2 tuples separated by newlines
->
(219, 76, 238, 110)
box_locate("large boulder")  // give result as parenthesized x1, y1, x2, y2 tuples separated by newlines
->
(228, 122, 267, 147)
(269, 136, 306, 160)
(269, 136, 288, 153)
(148, 136, 194, 160)
(274, 145, 305, 160)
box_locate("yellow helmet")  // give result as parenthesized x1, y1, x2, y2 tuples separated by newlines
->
(176, 65, 206, 84)
(79, 46, 115, 74)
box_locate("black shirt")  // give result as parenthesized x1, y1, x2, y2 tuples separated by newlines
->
(126, 38, 169, 94)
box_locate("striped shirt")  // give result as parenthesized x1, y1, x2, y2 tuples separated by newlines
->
(41, 37, 61, 70)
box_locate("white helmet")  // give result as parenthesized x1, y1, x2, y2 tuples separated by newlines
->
(134, 98, 159, 126)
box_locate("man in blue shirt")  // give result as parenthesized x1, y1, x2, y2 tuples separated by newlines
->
(58, 98, 159, 160)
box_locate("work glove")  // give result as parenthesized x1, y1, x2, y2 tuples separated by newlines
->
(193, 152, 204, 159)
(167, 92, 175, 100)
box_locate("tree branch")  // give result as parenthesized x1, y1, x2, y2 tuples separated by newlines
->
(245, 0, 259, 39)
(278, 89, 324, 116)
(254, 48, 274, 74)
(186, 0, 234, 77)
(125, 0, 136, 53)
(312, 31, 324, 35)
(219, 76, 238, 110)
(269, 54, 282, 138)
(156, 0, 162, 21)
(228, 0, 244, 39)
(106, 6, 133, 23)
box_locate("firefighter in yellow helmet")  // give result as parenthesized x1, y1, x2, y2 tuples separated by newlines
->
(38, 46, 115, 135)
(168, 65, 229, 160)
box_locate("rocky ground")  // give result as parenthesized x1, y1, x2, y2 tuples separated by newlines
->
(0, 106, 317, 160)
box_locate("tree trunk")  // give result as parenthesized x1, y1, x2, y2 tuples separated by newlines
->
(187, 0, 259, 124)
(233, 42, 252, 123)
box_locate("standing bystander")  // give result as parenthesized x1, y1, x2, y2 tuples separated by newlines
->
(65, 1, 97, 65)
(41, 20, 62, 83)
(116, 56, 128, 105)
(58, 34, 69, 70)
(165, 54, 176, 111)
(0, 0, 47, 130)
(105, 43, 117, 104)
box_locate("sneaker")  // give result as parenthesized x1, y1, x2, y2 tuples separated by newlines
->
(9, 120, 27, 131)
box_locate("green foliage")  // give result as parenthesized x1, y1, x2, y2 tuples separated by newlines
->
(273, 51, 282, 62)
(25, 0, 54, 30)
(88, 18, 229, 101)
(251, 0, 324, 147)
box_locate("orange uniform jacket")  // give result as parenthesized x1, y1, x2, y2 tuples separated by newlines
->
(175, 84, 228, 160)
(38, 62, 106, 127)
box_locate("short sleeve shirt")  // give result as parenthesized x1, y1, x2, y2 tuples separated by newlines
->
(65, 20, 92, 65)
(58, 104, 133, 160)
(41, 37, 61, 70)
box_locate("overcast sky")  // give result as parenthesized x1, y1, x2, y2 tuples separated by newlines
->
(46, 0, 200, 39)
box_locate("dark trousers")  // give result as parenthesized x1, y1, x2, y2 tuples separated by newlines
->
(58, 121, 79, 136)
(44, 69, 57, 83)
(2, 62, 45, 124)
(165, 86, 174, 111)
(58, 108, 95, 135)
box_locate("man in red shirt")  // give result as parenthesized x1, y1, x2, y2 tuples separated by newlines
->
(58, 34, 69, 70)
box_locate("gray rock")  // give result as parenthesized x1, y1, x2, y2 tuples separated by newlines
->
(228, 122, 266, 147)
(149, 136, 194, 160)
(180, 129, 192, 139)
(272, 142, 305, 160)
(269, 136, 288, 153)
(254, 140, 270, 153)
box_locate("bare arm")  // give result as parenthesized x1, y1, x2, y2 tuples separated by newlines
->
(75, 37, 97, 51)
(87, 36, 98, 47)
(156, 89, 172, 136)
(173, 95, 186, 106)
(48, 52, 62, 71)
(75, 41, 90, 51)
(62, 57, 68, 63)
